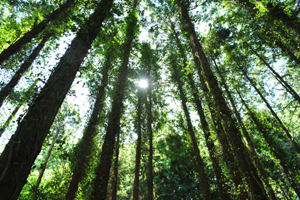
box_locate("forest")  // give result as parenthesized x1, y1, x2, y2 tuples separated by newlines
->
(0, 0, 300, 199)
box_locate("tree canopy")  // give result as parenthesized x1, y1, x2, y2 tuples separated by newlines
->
(0, 0, 300, 199)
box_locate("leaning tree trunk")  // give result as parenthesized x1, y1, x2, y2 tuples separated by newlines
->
(233, 56, 300, 155)
(213, 59, 277, 200)
(0, 33, 52, 108)
(65, 47, 112, 200)
(0, 1, 114, 199)
(238, 91, 300, 198)
(246, 42, 300, 104)
(0, 0, 75, 66)
(35, 121, 63, 190)
(133, 90, 142, 200)
(177, 1, 268, 199)
(170, 25, 230, 199)
(91, 1, 139, 199)
(111, 130, 120, 200)
(170, 59, 212, 200)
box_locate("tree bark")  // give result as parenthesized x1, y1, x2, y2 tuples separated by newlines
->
(213, 59, 277, 200)
(111, 130, 120, 200)
(233, 56, 300, 155)
(177, 1, 268, 199)
(0, 33, 51, 108)
(238, 91, 300, 199)
(133, 90, 142, 200)
(171, 24, 230, 199)
(0, 1, 114, 199)
(170, 59, 212, 200)
(91, 1, 138, 199)
(0, 0, 75, 66)
(66, 47, 112, 200)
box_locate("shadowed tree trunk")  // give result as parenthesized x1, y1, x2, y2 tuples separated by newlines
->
(177, 1, 268, 199)
(212, 59, 277, 200)
(0, 1, 114, 199)
(133, 90, 142, 200)
(0, 33, 52, 108)
(170, 57, 212, 200)
(111, 130, 120, 200)
(91, 1, 139, 199)
(0, 0, 75, 66)
(238, 91, 300, 198)
(232, 56, 300, 155)
(66, 46, 113, 200)
(170, 24, 230, 199)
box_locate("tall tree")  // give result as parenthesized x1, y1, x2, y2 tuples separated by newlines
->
(0, 0, 114, 198)
(169, 54, 212, 200)
(176, 0, 268, 198)
(133, 89, 143, 200)
(66, 43, 114, 200)
(91, 0, 139, 198)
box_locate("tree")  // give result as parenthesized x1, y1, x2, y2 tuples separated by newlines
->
(0, 0, 114, 198)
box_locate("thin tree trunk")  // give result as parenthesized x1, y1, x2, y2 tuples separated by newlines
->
(0, 104, 21, 137)
(213, 59, 277, 200)
(35, 121, 63, 189)
(238, 91, 300, 198)
(0, 0, 75, 66)
(0, 1, 114, 199)
(170, 59, 212, 200)
(133, 90, 142, 200)
(177, 1, 268, 199)
(170, 24, 230, 199)
(111, 130, 120, 200)
(0, 33, 51, 108)
(246, 42, 300, 104)
(233, 56, 300, 155)
(66, 47, 112, 200)
(91, 1, 138, 199)
(147, 74, 154, 200)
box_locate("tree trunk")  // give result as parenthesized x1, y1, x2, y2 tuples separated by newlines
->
(66, 47, 112, 200)
(233, 56, 300, 155)
(0, 33, 51, 108)
(91, 1, 138, 199)
(246, 42, 300, 104)
(238, 91, 300, 198)
(111, 130, 120, 200)
(170, 59, 212, 200)
(133, 90, 142, 200)
(0, 104, 22, 137)
(0, 1, 114, 199)
(171, 24, 230, 199)
(177, 1, 268, 199)
(213, 59, 277, 200)
(35, 121, 63, 189)
(147, 72, 154, 200)
(0, 0, 75, 66)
